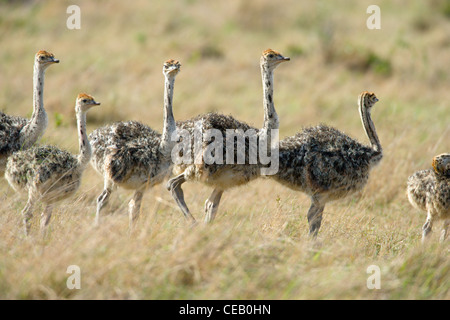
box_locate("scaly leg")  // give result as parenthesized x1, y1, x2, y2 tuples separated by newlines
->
(21, 190, 36, 236)
(204, 188, 224, 223)
(129, 188, 145, 229)
(167, 173, 196, 224)
(40, 204, 54, 237)
(439, 219, 449, 243)
(166, 172, 185, 192)
(422, 210, 434, 243)
(306, 195, 325, 238)
(95, 179, 114, 226)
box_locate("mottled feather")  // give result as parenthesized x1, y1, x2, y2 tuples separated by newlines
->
(5, 145, 81, 202)
(89, 120, 166, 187)
(407, 154, 450, 221)
(0, 112, 28, 173)
(275, 124, 378, 199)
(173, 112, 260, 188)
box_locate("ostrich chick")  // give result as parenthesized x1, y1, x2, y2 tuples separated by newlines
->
(407, 153, 450, 242)
(0, 50, 59, 175)
(5, 94, 100, 235)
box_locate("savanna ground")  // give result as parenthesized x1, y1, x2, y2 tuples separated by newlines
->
(0, 0, 449, 300)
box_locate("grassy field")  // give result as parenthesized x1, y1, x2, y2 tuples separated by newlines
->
(0, 0, 449, 299)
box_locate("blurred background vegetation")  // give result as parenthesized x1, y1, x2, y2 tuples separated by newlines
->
(0, 0, 448, 299)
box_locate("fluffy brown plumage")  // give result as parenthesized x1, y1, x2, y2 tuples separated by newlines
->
(275, 125, 378, 199)
(90, 59, 181, 227)
(90, 120, 164, 187)
(167, 112, 260, 223)
(0, 50, 59, 174)
(5, 94, 100, 235)
(6, 145, 81, 203)
(0, 113, 27, 174)
(271, 91, 382, 237)
(407, 153, 450, 242)
(174, 112, 259, 187)
(167, 49, 290, 223)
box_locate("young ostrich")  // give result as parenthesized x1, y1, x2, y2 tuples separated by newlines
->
(407, 153, 450, 242)
(89, 60, 181, 227)
(167, 49, 290, 223)
(272, 91, 383, 237)
(5, 94, 100, 235)
(0, 50, 59, 175)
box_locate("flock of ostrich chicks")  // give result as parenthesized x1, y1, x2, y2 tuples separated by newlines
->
(0, 49, 448, 242)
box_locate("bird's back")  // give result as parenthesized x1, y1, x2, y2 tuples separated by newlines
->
(407, 169, 435, 212)
(5, 145, 79, 198)
(407, 169, 449, 218)
(174, 112, 260, 188)
(275, 124, 377, 197)
(89, 120, 163, 186)
(0, 112, 28, 172)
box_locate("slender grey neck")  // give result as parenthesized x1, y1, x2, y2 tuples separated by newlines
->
(261, 63, 278, 131)
(160, 74, 176, 158)
(20, 63, 48, 149)
(359, 95, 382, 154)
(76, 107, 91, 168)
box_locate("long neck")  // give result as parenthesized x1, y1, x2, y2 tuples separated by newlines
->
(261, 64, 278, 131)
(76, 109, 91, 168)
(20, 63, 48, 149)
(359, 95, 382, 155)
(160, 75, 176, 157)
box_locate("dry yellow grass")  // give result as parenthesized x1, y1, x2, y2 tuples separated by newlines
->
(0, 0, 449, 299)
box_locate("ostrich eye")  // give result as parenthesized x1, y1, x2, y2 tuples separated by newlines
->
(39, 56, 45, 60)
(82, 99, 87, 103)
(268, 54, 274, 58)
